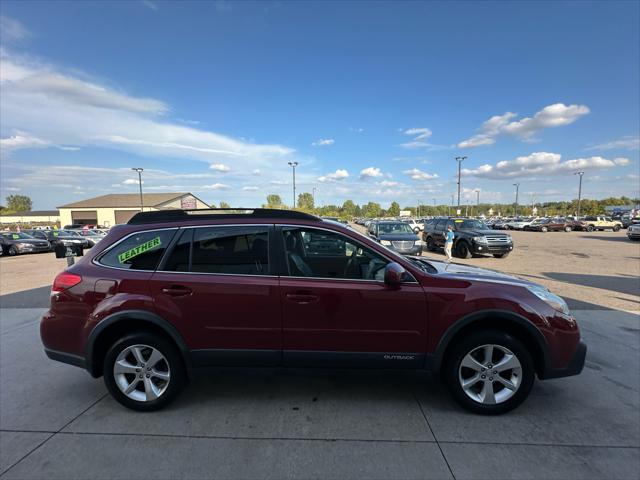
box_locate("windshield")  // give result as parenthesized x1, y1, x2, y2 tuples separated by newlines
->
(453, 219, 487, 230)
(378, 223, 413, 234)
(1, 232, 34, 240)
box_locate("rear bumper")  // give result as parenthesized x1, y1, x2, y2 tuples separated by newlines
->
(539, 341, 587, 380)
(44, 348, 87, 370)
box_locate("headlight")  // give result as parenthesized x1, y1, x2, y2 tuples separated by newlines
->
(414, 240, 422, 246)
(16, 242, 32, 248)
(380, 240, 392, 246)
(472, 236, 487, 243)
(527, 285, 570, 315)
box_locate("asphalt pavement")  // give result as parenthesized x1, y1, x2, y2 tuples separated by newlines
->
(0, 304, 638, 479)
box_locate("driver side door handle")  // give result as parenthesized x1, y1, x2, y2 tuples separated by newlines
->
(285, 292, 319, 304)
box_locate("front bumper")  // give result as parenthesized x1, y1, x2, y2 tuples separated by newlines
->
(627, 232, 640, 239)
(389, 245, 422, 255)
(16, 244, 51, 253)
(539, 341, 587, 379)
(471, 243, 513, 254)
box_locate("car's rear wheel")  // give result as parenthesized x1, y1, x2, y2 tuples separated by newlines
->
(541, 226, 548, 232)
(564, 226, 572, 232)
(103, 333, 185, 411)
(613, 225, 620, 232)
(8, 245, 18, 256)
(444, 330, 534, 415)
(426, 237, 435, 251)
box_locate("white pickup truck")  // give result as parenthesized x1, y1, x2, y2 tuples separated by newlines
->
(577, 216, 622, 232)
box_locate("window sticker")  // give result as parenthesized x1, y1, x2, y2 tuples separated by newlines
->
(118, 236, 162, 264)
(454, 219, 464, 223)
(53, 232, 59, 237)
(12, 234, 20, 239)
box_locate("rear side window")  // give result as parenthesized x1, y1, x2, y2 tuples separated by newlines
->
(163, 226, 270, 275)
(98, 230, 175, 270)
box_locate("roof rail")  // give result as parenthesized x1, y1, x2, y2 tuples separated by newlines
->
(127, 208, 320, 225)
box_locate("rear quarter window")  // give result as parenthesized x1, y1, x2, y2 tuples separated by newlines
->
(98, 229, 176, 270)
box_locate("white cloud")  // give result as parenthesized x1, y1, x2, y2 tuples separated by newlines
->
(204, 183, 230, 190)
(0, 51, 294, 168)
(0, 16, 30, 43)
(0, 133, 49, 151)
(458, 103, 590, 148)
(141, 0, 158, 11)
(349, 127, 364, 133)
(404, 128, 432, 140)
(379, 180, 399, 187)
(318, 169, 349, 182)
(270, 180, 287, 185)
(210, 163, 231, 172)
(586, 136, 640, 151)
(122, 178, 143, 185)
(402, 168, 439, 181)
(398, 127, 446, 149)
(242, 186, 259, 191)
(253, 169, 261, 175)
(462, 152, 628, 179)
(360, 167, 383, 179)
(312, 138, 335, 146)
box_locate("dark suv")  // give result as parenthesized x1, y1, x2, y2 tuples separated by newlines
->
(41, 209, 585, 414)
(424, 218, 513, 258)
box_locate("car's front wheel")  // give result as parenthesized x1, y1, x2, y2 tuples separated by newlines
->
(103, 333, 186, 411)
(444, 330, 535, 415)
(613, 225, 620, 232)
(426, 237, 435, 251)
(8, 245, 18, 256)
(456, 241, 472, 259)
(564, 226, 572, 232)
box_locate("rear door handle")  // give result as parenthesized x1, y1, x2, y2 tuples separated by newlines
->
(161, 285, 193, 297)
(285, 293, 319, 304)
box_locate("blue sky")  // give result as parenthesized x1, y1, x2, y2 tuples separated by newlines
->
(1, 0, 638, 209)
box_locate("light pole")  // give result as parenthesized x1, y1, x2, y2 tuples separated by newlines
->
(513, 183, 520, 217)
(288, 161, 298, 208)
(131, 168, 144, 212)
(312, 187, 316, 209)
(475, 189, 480, 216)
(574, 171, 584, 218)
(455, 156, 467, 208)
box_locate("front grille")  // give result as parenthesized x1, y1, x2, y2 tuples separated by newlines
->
(485, 236, 511, 244)
(392, 241, 415, 250)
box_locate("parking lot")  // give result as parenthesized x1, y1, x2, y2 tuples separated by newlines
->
(0, 229, 639, 479)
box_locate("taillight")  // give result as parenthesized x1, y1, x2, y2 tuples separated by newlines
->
(52, 272, 82, 292)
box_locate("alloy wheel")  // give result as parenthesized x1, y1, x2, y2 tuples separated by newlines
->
(458, 344, 522, 405)
(113, 344, 171, 402)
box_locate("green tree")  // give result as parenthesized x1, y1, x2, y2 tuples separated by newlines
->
(297, 192, 315, 210)
(363, 201, 381, 218)
(6, 195, 32, 212)
(342, 199, 357, 217)
(388, 201, 400, 217)
(266, 194, 283, 208)
(219, 201, 230, 208)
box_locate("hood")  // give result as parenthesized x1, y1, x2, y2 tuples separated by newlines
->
(407, 256, 537, 288)
(455, 228, 509, 237)
(10, 238, 49, 246)
(378, 233, 420, 241)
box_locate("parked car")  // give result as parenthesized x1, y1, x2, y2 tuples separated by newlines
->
(402, 218, 423, 233)
(575, 216, 622, 232)
(627, 224, 640, 241)
(423, 218, 514, 258)
(522, 218, 548, 231)
(369, 220, 422, 255)
(24, 229, 90, 250)
(0, 231, 51, 255)
(528, 218, 573, 232)
(40, 208, 585, 414)
(505, 218, 536, 230)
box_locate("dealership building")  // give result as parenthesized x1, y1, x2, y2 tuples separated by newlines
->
(58, 192, 209, 227)
(0, 210, 61, 226)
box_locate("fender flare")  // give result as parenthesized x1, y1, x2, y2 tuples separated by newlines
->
(430, 309, 550, 374)
(86, 309, 192, 376)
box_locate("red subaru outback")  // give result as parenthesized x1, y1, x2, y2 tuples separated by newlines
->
(41, 209, 586, 414)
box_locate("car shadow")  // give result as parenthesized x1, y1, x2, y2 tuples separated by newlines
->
(0, 286, 51, 308)
(581, 235, 634, 243)
(543, 272, 640, 298)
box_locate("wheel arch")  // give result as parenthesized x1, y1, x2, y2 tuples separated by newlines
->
(432, 310, 549, 378)
(86, 310, 192, 378)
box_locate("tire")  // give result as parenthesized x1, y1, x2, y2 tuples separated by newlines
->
(456, 242, 472, 259)
(586, 225, 594, 232)
(493, 253, 509, 258)
(8, 246, 18, 256)
(443, 330, 535, 415)
(613, 225, 620, 232)
(564, 226, 572, 232)
(541, 226, 548, 232)
(103, 332, 186, 412)
(426, 237, 435, 252)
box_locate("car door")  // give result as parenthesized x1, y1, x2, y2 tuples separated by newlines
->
(149, 224, 282, 367)
(278, 225, 428, 368)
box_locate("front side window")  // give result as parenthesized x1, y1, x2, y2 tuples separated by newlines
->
(163, 226, 270, 275)
(282, 227, 388, 281)
(98, 229, 176, 270)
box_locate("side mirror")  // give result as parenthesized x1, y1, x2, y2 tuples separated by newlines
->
(384, 262, 406, 286)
